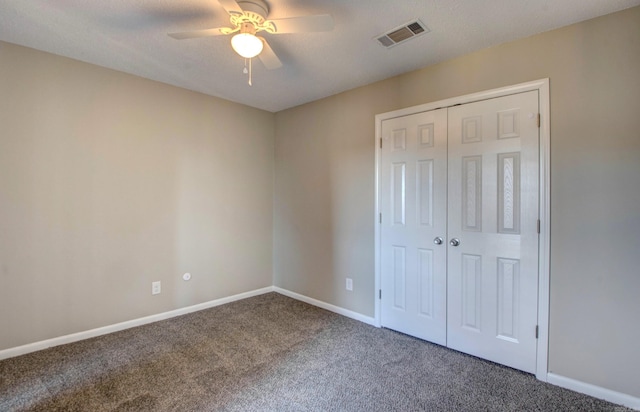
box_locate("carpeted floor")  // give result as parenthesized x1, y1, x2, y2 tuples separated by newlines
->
(0, 292, 631, 411)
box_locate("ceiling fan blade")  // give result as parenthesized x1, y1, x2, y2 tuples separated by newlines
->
(257, 37, 282, 70)
(168, 28, 227, 39)
(217, 0, 243, 15)
(268, 14, 334, 34)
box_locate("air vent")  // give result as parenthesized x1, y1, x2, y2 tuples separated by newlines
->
(376, 20, 429, 48)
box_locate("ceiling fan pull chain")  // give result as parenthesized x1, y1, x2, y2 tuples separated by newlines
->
(242, 58, 253, 86)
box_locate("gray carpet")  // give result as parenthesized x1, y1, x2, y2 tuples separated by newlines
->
(0, 292, 631, 411)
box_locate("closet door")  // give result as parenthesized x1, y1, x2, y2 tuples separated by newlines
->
(446, 91, 540, 373)
(380, 108, 448, 345)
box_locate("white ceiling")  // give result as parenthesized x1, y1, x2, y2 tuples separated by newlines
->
(1, 0, 639, 112)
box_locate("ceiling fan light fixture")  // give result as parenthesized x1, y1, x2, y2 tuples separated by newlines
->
(231, 33, 263, 58)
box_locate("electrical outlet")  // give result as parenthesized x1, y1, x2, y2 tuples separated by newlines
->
(152, 281, 161, 295)
(346, 277, 353, 291)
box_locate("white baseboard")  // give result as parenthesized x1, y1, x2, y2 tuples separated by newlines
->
(0, 286, 274, 361)
(273, 287, 376, 326)
(547, 373, 640, 410)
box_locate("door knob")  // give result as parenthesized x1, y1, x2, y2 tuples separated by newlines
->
(433, 237, 443, 245)
(449, 238, 460, 247)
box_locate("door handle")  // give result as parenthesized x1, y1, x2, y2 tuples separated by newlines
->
(433, 237, 443, 245)
(449, 238, 460, 247)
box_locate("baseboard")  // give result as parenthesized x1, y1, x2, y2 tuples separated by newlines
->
(547, 373, 640, 410)
(0, 286, 275, 361)
(273, 287, 376, 326)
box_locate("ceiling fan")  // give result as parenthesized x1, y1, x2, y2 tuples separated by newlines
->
(168, 0, 334, 84)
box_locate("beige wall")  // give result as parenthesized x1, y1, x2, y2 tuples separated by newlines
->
(0, 41, 275, 350)
(274, 7, 640, 398)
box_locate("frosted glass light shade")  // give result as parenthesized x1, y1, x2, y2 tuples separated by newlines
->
(231, 33, 263, 58)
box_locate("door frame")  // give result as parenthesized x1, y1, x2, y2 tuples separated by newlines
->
(374, 79, 550, 381)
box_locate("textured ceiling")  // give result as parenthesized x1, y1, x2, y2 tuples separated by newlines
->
(1, 0, 639, 112)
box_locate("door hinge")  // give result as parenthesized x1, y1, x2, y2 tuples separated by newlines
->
(379, 213, 382, 224)
(379, 289, 382, 299)
(535, 325, 539, 339)
(380, 138, 382, 149)
(537, 219, 541, 234)
(537, 113, 541, 128)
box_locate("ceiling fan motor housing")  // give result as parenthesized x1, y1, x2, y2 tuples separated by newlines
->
(237, 0, 269, 22)
(239, 21, 257, 35)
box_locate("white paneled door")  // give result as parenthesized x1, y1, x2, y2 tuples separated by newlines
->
(447, 91, 539, 373)
(380, 109, 448, 345)
(380, 91, 540, 373)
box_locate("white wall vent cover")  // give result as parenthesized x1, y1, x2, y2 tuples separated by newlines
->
(376, 20, 429, 48)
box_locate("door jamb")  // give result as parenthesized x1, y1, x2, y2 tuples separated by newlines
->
(374, 79, 551, 381)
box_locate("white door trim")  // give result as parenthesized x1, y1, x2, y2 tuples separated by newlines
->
(374, 79, 550, 381)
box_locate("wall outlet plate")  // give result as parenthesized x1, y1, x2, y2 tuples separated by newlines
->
(346, 278, 353, 291)
(152, 281, 161, 295)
